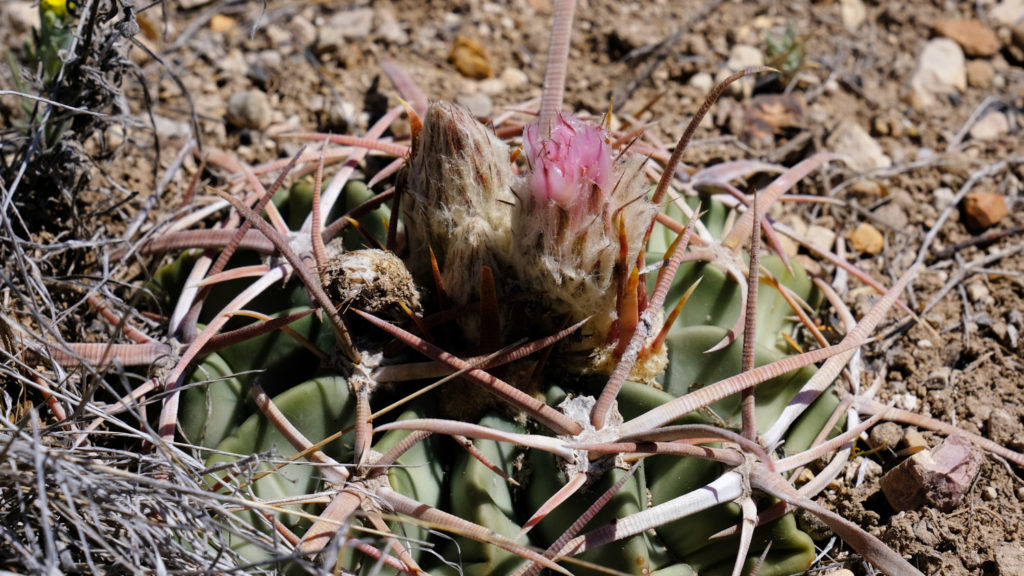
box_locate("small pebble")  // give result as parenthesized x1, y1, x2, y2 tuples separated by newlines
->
(870, 422, 904, 449)
(376, 8, 408, 44)
(963, 191, 1008, 231)
(932, 186, 956, 210)
(966, 280, 990, 303)
(455, 92, 493, 118)
(450, 36, 493, 79)
(987, 408, 1018, 445)
(716, 45, 763, 98)
(500, 67, 529, 89)
(996, 542, 1024, 575)
(828, 120, 891, 171)
(881, 434, 983, 512)
(982, 486, 999, 501)
(990, 0, 1024, 27)
(849, 222, 884, 254)
(805, 224, 837, 254)
(688, 72, 714, 93)
(933, 19, 1001, 57)
(478, 77, 506, 96)
(209, 14, 236, 32)
(105, 124, 126, 149)
(263, 25, 292, 51)
(289, 16, 318, 47)
(966, 60, 995, 89)
(850, 179, 883, 197)
(152, 115, 193, 141)
(226, 89, 272, 130)
(903, 428, 929, 452)
(216, 50, 248, 78)
(873, 201, 909, 229)
(893, 393, 920, 413)
(969, 111, 1010, 141)
(910, 38, 966, 109)
(316, 8, 374, 53)
(1013, 21, 1024, 61)
(839, 0, 867, 29)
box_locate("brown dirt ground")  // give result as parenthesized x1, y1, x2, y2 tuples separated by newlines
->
(3, 0, 1023, 574)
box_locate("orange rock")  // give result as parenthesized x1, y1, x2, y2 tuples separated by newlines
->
(963, 191, 1008, 231)
(210, 14, 236, 33)
(934, 19, 1001, 57)
(449, 36, 493, 79)
(849, 222, 884, 254)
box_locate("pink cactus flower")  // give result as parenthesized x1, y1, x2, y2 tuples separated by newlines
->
(523, 114, 612, 209)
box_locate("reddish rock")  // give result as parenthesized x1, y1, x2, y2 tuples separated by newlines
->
(934, 19, 1001, 57)
(880, 434, 983, 512)
(963, 191, 1008, 231)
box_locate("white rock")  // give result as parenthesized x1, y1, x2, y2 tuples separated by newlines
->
(910, 38, 966, 109)
(840, 0, 867, 29)
(216, 50, 248, 78)
(500, 67, 529, 89)
(478, 78, 506, 95)
(376, 8, 408, 44)
(966, 281, 990, 303)
(318, 8, 375, 52)
(689, 72, 714, 93)
(806, 224, 837, 254)
(969, 111, 1010, 141)
(225, 90, 271, 130)
(893, 393, 920, 412)
(716, 45, 764, 98)
(931, 186, 955, 210)
(289, 16, 317, 47)
(455, 92, 493, 118)
(990, 0, 1024, 26)
(827, 120, 892, 172)
(152, 115, 193, 141)
(263, 26, 291, 51)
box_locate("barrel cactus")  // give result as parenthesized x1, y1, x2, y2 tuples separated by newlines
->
(121, 3, 1024, 576)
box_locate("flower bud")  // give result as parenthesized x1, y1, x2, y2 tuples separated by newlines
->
(403, 101, 514, 308)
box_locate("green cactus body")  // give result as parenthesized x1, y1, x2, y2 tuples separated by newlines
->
(170, 101, 843, 576)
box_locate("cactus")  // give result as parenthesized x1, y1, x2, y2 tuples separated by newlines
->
(149, 63, 896, 576)
(29, 2, 1024, 575)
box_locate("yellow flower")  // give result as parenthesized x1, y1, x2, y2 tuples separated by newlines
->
(40, 0, 77, 18)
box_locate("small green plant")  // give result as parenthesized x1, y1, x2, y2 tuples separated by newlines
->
(4, 0, 74, 148)
(2, 0, 135, 236)
(765, 22, 805, 82)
